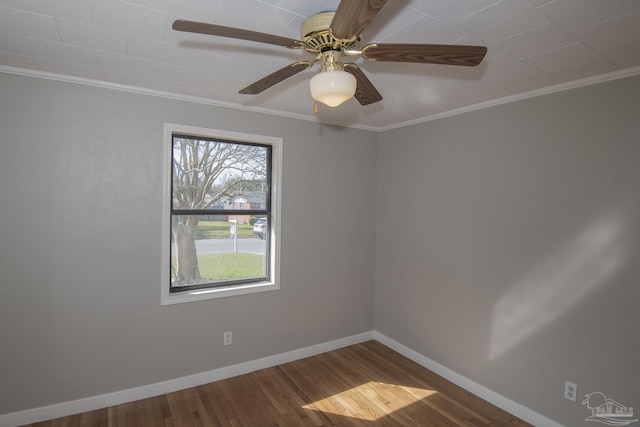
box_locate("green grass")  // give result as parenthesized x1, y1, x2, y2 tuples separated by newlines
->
(173, 220, 266, 283)
(172, 252, 266, 282)
(196, 221, 255, 238)
(198, 252, 266, 280)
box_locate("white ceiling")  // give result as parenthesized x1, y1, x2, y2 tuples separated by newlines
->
(1, 0, 640, 130)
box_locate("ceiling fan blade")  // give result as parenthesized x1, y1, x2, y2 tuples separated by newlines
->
(362, 43, 487, 66)
(344, 64, 382, 106)
(239, 62, 313, 95)
(330, 0, 389, 40)
(173, 20, 302, 49)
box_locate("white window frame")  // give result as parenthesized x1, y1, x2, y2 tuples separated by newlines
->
(161, 123, 282, 305)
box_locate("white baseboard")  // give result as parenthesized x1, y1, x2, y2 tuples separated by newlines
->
(0, 331, 375, 427)
(1, 330, 561, 427)
(373, 332, 563, 427)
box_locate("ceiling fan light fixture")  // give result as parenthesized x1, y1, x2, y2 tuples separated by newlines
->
(309, 69, 357, 107)
(174, 2, 487, 108)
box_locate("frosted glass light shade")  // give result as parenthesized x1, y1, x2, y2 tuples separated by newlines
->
(309, 70, 357, 107)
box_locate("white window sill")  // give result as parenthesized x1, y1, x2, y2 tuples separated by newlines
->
(161, 280, 279, 305)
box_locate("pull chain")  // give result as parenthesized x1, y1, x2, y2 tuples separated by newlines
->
(314, 102, 318, 114)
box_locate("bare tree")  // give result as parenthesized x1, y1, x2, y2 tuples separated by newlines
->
(172, 137, 267, 286)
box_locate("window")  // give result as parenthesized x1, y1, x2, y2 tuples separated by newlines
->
(162, 124, 281, 305)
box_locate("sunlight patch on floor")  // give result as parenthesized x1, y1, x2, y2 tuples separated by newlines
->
(302, 381, 438, 421)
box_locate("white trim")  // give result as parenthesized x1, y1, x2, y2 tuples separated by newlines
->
(377, 66, 640, 131)
(0, 330, 563, 427)
(0, 65, 378, 132)
(0, 331, 375, 427)
(161, 123, 283, 305)
(373, 332, 563, 427)
(3, 64, 639, 133)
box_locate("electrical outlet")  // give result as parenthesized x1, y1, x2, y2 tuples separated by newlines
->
(223, 331, 232, 346)
(565, 381, 577, 402)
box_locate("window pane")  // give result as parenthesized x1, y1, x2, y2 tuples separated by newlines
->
(163, 124, 280, 304)
(170, 215, 268, 289)
(172, 136, 268, 211)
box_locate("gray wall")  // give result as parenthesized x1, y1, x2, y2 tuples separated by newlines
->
(2, 70, 639, 426)
(376, 74, 640, 426)
(0, 73, 378, 414)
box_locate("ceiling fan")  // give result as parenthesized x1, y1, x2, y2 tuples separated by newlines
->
(173, 0, 487, 108)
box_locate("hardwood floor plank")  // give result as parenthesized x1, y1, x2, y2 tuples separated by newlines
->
(357, 342, 530, 426)
(20, 341, 532, 426)
(166, 390, 195, 427)
(250, 368, 326, 426)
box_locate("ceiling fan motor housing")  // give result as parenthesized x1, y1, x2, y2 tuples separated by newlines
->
(301, 12, 359, 53)
(301, 11, 334, 37)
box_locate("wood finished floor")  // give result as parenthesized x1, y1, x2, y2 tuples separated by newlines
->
(24, 340, 532, 426)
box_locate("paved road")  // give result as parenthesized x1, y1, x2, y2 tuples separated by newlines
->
(194, 237, 266, 255)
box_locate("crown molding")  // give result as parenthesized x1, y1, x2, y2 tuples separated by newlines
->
(377, 66, 640, 132)
(0, 65, 379, 132)
(2, 64, 639, 133)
